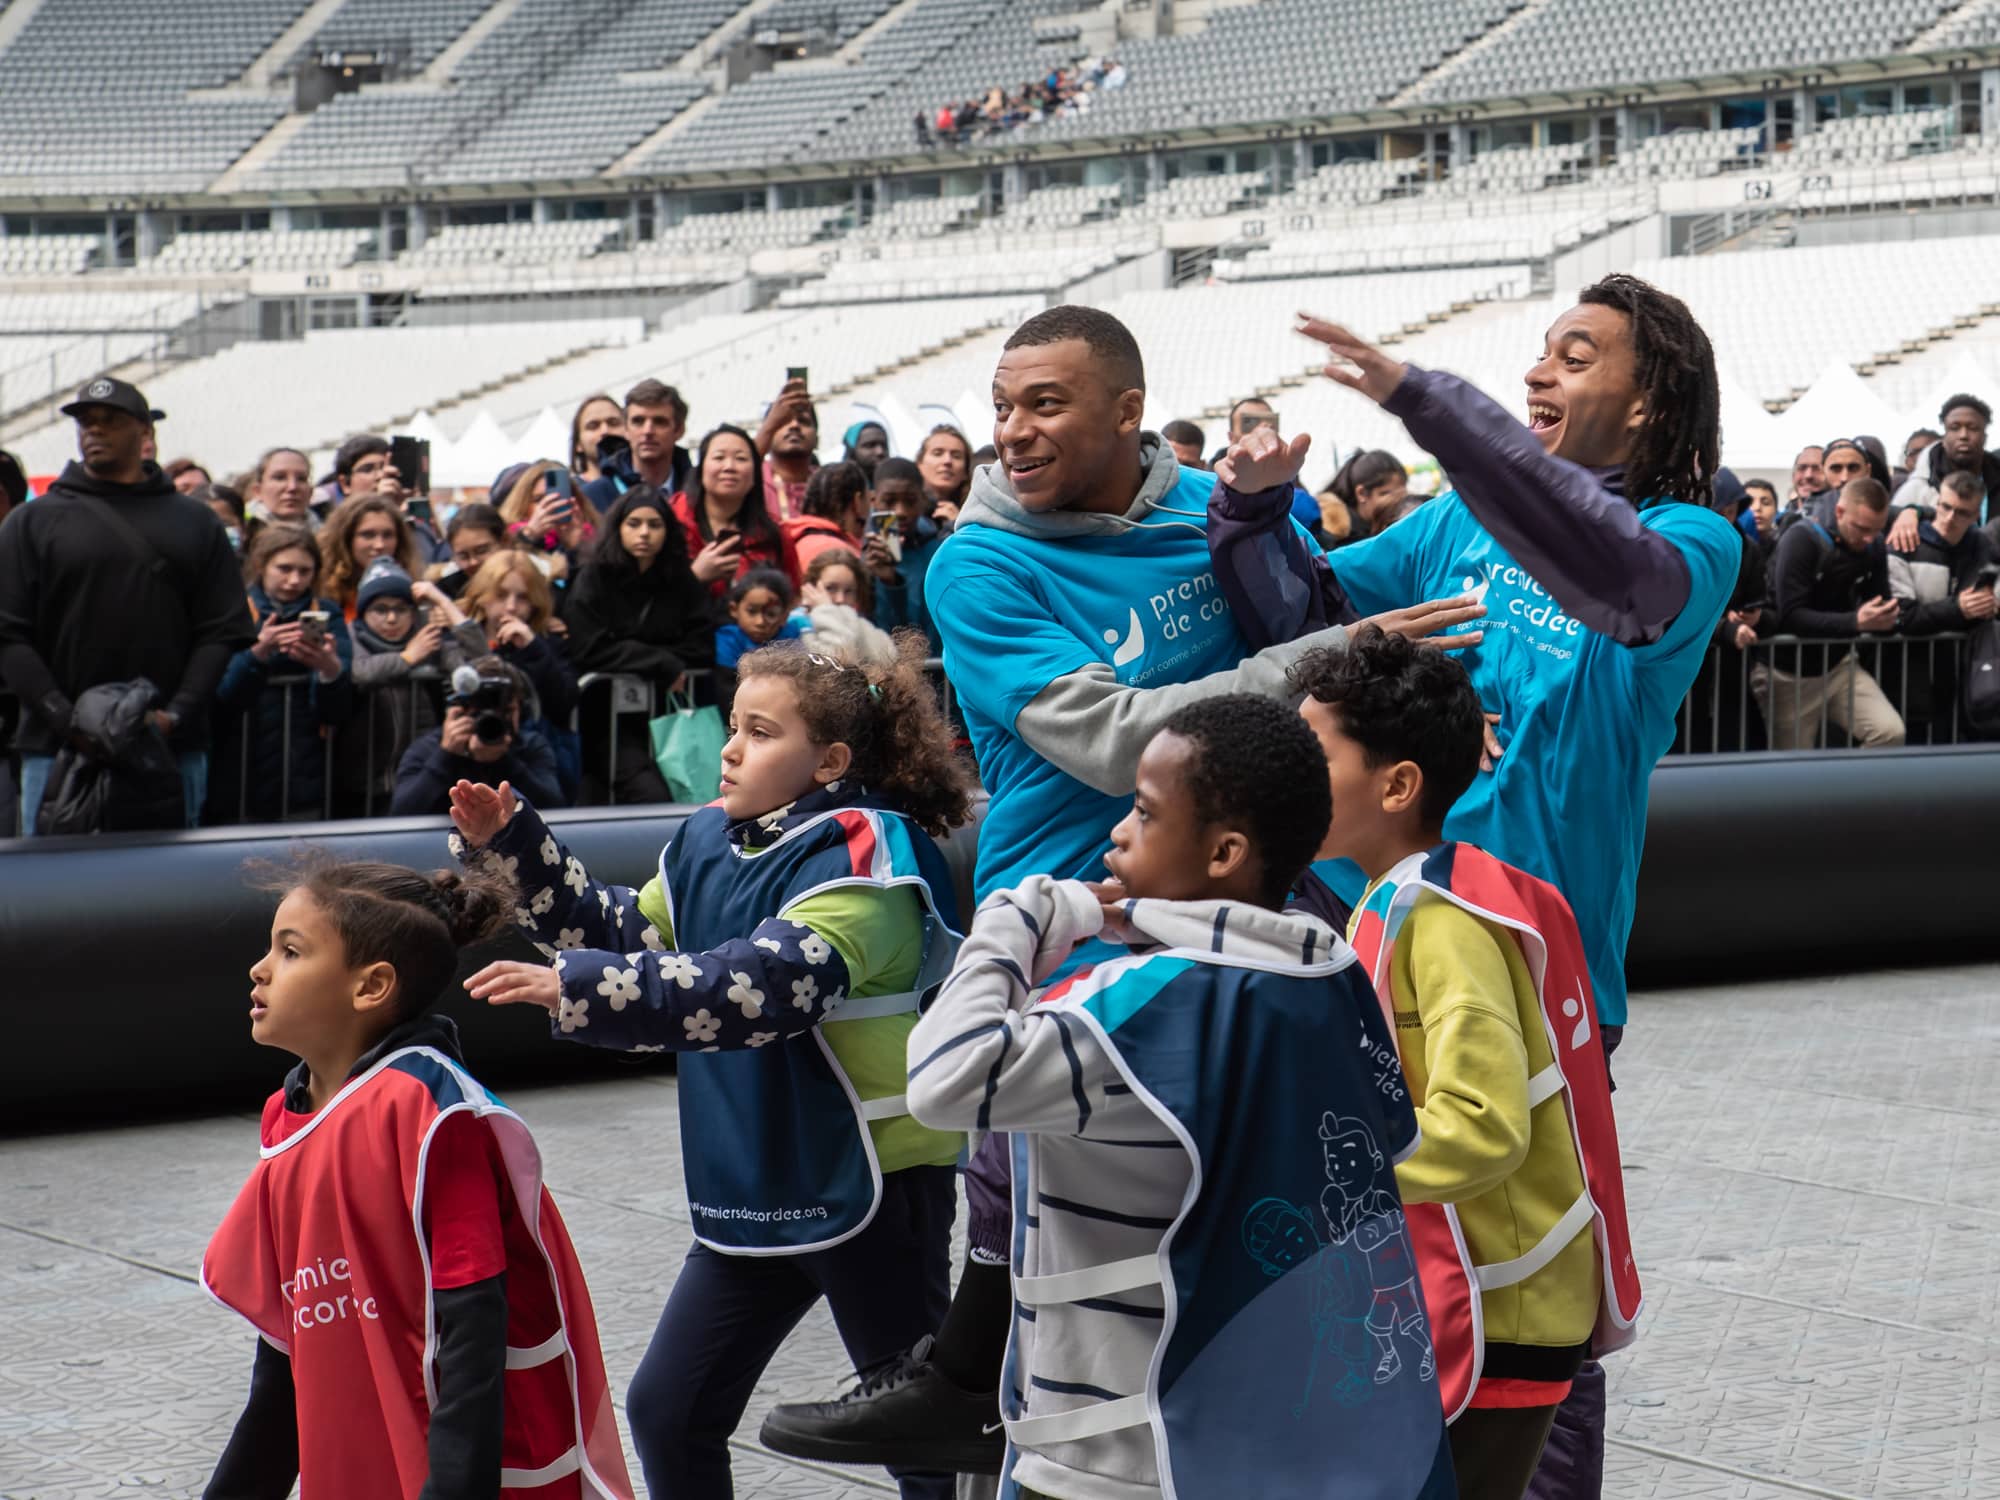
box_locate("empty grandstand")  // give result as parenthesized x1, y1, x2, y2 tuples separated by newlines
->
(5, 0, 2000, 486)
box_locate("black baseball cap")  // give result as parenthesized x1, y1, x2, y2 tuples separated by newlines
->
(60, 377, 165, 423)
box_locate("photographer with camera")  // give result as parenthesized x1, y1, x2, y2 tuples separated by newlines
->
(389, 657, 563, 815)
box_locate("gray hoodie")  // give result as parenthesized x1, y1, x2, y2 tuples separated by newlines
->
(954, 436, 1351, 798)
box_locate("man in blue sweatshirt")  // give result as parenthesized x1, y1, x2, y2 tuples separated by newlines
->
(759, 304, 1478, 1478)
(1208, 274, 1741, 1500)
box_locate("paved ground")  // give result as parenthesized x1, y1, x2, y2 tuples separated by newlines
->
(3, 963, 1996, 1499)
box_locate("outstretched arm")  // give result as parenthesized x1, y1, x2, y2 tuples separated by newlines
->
(1299, 317, 1694, 646)
(447, 782, 655, 955)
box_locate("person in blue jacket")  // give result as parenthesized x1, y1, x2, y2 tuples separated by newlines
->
(1206, 273, 1740, 1500)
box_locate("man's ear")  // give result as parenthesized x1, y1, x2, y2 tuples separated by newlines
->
(1115, 386, 1146, 438)
(1625, 393, 1647, 434)
(816, 740, 855, 785)
(352, 959, 399, 1018)
(1378, 760, 1425, 819)
(1207, 827, 1252, 884)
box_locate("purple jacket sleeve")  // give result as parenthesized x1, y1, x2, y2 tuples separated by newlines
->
(1383, 365, 1694, 647)
(1208, 481, 1358, 652)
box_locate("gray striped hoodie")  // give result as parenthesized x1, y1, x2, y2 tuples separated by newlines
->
(906, 875, 1347, 1500)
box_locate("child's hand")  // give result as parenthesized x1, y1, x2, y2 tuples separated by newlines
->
(1082, 879, 1137, 944)
(465, 961, 560, 1014)
(449, 778, 518, 847)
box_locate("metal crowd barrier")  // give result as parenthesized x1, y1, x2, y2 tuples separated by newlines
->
(1672, 632, 1985, 754)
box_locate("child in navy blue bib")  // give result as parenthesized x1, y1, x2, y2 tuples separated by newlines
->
(451, 638, 976, 1499)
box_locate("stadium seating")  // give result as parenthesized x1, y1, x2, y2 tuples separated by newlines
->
(1405, 0, 1956, 104)
(404, 220, 624, 269)
(779, 242, 1127, 303)
(0, 0, 301, 194)
(145, 229, 379, 275)
(296, 0, 494, 72)
(1597, 127, 1763, 183)
(0, 293, 211, 420)
(0, 235, 103, 277)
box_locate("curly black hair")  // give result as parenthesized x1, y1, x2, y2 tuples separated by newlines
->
(1159, 695, 1330, 908)
(1289, 627, 1485, 830)
(1577, 274, 1719, 509)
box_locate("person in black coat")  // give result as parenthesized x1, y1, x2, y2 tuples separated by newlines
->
(389, 657, 564, 815)
(561, 486, 715, 804)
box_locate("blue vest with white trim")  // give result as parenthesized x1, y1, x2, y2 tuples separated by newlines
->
(1002, 948, 1458, 1500)
(661, 803, 960, 1254)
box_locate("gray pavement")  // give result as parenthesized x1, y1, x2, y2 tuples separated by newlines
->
(3, 963, 1997, 1499)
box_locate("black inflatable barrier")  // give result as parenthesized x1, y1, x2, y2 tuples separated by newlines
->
(4, 748, 1997, 1128)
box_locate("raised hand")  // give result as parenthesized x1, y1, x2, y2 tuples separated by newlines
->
(448, 778, 518, 847)
(1296, 314, 1409, 407)
(1215, 425, 1312, 494)
(1359, 595, 1486, 651)
(464, 960, 560, 1014)
(1887, 508, 1922, 555)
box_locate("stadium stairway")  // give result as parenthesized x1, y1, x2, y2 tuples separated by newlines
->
(206, 112, 315, 193)
(1386, 0, 1563, 108)
(201, 0, 348, 94)
(0, 0, 49, 61)
(1907, 0, 2000, 51)
(423, 0, 531, 84)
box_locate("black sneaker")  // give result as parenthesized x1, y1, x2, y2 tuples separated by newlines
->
(759, 1335, 1005, 1475)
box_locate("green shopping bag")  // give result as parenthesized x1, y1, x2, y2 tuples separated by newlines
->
(649, 691, 727, 805)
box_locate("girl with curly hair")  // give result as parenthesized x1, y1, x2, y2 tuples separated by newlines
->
(451, 632, 973, 1498)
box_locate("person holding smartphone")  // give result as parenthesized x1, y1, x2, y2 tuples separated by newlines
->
(496, 460, 601, 576)
(671, 425, 791, 599)
(210, 526, 353, 824)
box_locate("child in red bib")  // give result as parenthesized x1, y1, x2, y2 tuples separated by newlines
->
(201, 857, 633, 1500)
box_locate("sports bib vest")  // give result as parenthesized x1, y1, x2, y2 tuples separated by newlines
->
(1002, 946, 1456, 1500)
(202, 1047, 632, 1498)
(660, 804, 961, 1254)
(1349, 843, 1642, 1421)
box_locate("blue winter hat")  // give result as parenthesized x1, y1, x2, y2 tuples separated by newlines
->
(357, 556, 415, 611)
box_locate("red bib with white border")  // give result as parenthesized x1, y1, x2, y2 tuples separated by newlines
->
(1348, 844, 1641, 1422)
(202, 1045, 632, 1498)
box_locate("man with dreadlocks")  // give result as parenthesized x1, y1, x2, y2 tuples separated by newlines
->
(1208, 273, 1738, 1500)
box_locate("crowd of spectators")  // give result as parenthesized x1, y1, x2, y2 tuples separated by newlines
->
(0, 373, 980, 835)
(916, 57, 1127, 148)
(8, 368, 2000, 836)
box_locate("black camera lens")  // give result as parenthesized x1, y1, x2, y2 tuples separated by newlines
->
(473, 711, 510, 745)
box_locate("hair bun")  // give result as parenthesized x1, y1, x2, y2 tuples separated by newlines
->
(427, 867, 513, 947)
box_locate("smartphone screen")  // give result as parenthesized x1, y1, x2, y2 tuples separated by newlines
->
(786, 366, 809, 386)
(547, 467, 575, 500)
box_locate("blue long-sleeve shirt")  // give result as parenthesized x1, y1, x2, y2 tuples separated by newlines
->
(1211, 363, 1739, 1025)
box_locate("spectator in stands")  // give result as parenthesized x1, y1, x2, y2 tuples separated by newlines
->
(194, 482, 247, 552)
(1897, 427, 1941, 489)
(1889, 469, 1998, 740)
(1891, 394, 2000, 529)
(337, 558, 485, 817)
(246, 446, 316, 536)
(1789, 444, 1825, 507)
(568, 393, 627, 488)
(428, 502, 508, 601)
(917, 424, 973, 524)
(801, 548, 873, 619)
(564, 487, 714, 804)
(0, 449, 27, 523)
(497, 460, 601, 578)
(841, 421, 891, 481)
(582, 380, 690, 508)
(0, 378, 253, 832)
(914, 110, 931, 147)
(756, 378, 819, 520)
(460, 551, 580, 738)
(1327, 448, 1418, 542)
(1743, 478, 1780, 554)
(321, 494, 423, 621)
(165, 457, 211, 496)
(210, 526, 353, 824)
(1754, 476, 1905, 749)
(1162, 419, 1206, 469)
(866, 457, 947, 654)
(782, 460, 869, 575)
(389, 656, 563, 816)
(674, 424, 789, 600)
(715, 567, 805, 670)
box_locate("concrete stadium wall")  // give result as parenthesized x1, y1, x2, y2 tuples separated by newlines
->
(4, 747, 1995, 1127)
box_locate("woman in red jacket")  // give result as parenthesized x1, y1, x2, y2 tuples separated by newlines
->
(671, 425, 789, 600)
